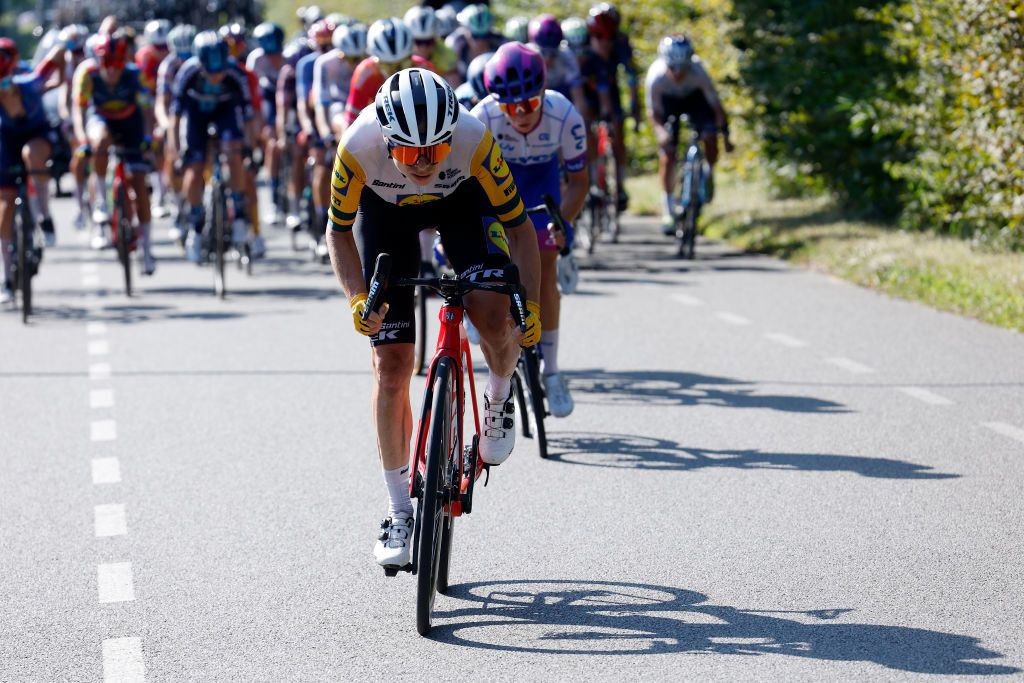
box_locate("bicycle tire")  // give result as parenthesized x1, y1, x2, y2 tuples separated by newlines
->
(436, 506, 454, 595)
(212, 179, 227, 298)
(414, 285, 427, 376)
(15, 195, 31, 323)
(587, 196, 601, 255)
(522, 348, 548, 459)
(512, 368, 531, 438)
(416, 357, 457, 636)
(114, 181, 133, 297)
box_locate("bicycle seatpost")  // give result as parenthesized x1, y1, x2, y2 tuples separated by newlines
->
(363, 252, 392, 322)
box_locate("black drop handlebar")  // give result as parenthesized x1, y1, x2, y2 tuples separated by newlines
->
(361, 252, 527, 333)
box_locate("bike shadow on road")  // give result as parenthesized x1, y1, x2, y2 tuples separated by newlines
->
(430, 579, 1017, 675)
(568, 369, 850, 414)
(543, 432, 957, 479)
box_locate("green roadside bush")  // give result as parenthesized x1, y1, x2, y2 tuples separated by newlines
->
(877, 0, 1024, 249)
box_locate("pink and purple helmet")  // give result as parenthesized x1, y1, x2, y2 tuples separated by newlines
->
(528, 14, 563, 50)
(483, 42, 546, 103)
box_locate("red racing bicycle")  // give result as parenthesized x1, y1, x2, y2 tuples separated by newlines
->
(363, 253, 527, 636)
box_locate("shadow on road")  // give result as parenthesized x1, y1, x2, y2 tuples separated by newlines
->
(544, 432, 957, 479)
(569, 369, 849, 414)
(431, 579, 1016, 674)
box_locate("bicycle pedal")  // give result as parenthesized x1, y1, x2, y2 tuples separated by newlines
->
(382, 563, 412, 577)
(482, 463, 491, 487)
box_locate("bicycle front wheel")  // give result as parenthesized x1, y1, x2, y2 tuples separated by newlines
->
(15, 197, 32, 323)
(113, 181, 133, 296)
(416, 356, 457, 635)
(212, 180, 227, 298)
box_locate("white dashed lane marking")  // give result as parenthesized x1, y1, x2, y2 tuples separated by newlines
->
(102, 637, 145, 682)
(87, 322, 108, 336)
(715, 311, 752, 326)
(91, 389, 115, 409)
(672, 293, 704, 307)
(983, 422, 1024, 445)
(91, 420, 117, 442)
(896, 386, 953, 406)
(83, 274, 101, 287)
(95, 504, 128, 537)
(764, 332, 808, 348)
(97, 562, 135, 603)
(80, 262, 99, 275)
(91, 458, 122, 484)
(90, 363, 112, 380)
(824, 357, 876, 374)
(89, 340, 110, 356)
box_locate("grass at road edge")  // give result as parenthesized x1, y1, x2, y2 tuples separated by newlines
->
(624, 174, 1024, 333)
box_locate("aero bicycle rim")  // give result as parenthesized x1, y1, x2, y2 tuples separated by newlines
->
(417, 357, 454, 635)
(524, 348, 548, 458)
(115, 181, 132, 296)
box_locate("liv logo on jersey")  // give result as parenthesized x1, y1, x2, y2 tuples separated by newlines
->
(397, 193, 443, 206)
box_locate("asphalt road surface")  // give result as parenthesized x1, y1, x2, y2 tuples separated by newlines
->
(2, 192, 1022, 681)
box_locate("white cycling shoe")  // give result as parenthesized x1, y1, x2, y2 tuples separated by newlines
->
(544, 373, 575, 418)
(479, 389, 516, 465)
(374, 512, 414, 567)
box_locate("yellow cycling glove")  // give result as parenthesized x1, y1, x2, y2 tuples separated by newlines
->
(521, 300, 541, 347)
(349, 293, 373, 336)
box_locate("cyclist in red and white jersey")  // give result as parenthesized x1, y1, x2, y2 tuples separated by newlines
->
(326, 68, 540, 567)
(136, 20, 171, 219)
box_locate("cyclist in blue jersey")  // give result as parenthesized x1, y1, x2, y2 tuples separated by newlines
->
(473, 43, 588, 417)
(0, 39, 62, 301)
(169, 31, 255, 263)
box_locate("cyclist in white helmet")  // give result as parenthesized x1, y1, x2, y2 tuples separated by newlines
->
(156, 24, 197, 240)
(342, 18, 417, 128)
(404, 5, 461, 86)
(313, 23, 366, 145)
(326, 67, 541, 569)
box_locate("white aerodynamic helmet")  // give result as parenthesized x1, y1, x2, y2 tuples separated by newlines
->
(435, 6, 459, 38)
(403, 6, 438, 41)
(333, 23, 367, 57)
(375, 68, 459, 147)
(367, 17, 413, 64)
(145, 19, 171, 46)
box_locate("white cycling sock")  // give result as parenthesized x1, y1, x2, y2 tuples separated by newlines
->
(486, 371, 512, 402)
(663, 192, 674, 217)
(138, 222, 151, 252)
(95, 176, 108, 211)
(540, 329, 560, 377)
(383, 465, 413, 517)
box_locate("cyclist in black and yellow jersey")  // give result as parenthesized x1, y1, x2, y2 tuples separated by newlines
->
(326, 68, 541, 569)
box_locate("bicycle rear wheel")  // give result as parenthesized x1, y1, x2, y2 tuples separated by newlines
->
(522, 348, 548, 459)
(15, 196, 32, 323)
(414, 285, 427, 376)
(513, 369, 532, 438)
(416, 357, 457, 635)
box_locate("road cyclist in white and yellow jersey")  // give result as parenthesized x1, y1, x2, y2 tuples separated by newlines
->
(325, 68, 541, 569)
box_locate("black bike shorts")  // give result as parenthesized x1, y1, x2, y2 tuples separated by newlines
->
(354, 178, 513, 346)
(662, 91, 716, 149)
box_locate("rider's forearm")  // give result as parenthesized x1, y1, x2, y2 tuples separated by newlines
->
(506, 220, 541, 303)
(327, 229, 367, 299)
(72, 108, 86, 144)
(314, 105, 330, 140)
(562, 169, 588, 223)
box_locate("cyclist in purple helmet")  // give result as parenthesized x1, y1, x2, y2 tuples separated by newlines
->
(528, 14, 586, 116)
(477, 42, 588, 417)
